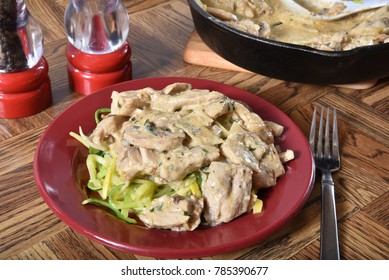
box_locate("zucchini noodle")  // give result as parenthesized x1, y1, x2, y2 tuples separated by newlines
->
(70, 116, 204, 224)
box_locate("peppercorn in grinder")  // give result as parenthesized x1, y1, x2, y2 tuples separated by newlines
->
(0, 0, 52, 118)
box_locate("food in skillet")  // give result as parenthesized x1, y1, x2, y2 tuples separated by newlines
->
(197, 0, 389, 51)
(70, 83, 294, 231)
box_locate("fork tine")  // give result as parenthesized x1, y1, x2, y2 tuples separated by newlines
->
(317, 106, 324, 158)
(309, 107, 317, 152)
(324, 107, 331, 158)
(332, 108, 340, 161)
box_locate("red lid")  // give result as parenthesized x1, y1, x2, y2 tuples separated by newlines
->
(0, 57, 49, 93)
(67, 60, 132, 95)
(0, 57, 52, 118)
(66, 41, 132, 73)
(0, 78, 52, 118)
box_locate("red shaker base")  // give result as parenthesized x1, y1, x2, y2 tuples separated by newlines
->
(66, 42, 132, 95)
(0, 57, 52, 119)
(67, 60, 132, 95)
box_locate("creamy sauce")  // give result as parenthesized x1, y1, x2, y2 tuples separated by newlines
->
(200, 0, 389, 51)
(83, 82, 294, 231)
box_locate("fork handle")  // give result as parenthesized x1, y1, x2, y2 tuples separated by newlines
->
(320, 172, 340, 260)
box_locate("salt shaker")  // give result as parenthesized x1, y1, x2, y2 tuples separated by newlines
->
(64, 0, 132, 95)
(0, 0, 52, 118)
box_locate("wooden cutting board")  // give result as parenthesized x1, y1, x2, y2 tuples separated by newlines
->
(183, 31, 253, 73)
(183, 31, 378, 89)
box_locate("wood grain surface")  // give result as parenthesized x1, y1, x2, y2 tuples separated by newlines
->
(0, 0, 388, 260)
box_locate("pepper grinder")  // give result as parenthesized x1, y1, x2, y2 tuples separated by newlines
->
(64, 0, 132, 95)
(0, 0, 52, 118)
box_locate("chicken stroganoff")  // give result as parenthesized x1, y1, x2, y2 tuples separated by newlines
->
(70, 83, 294, 231)
(197, 0, 389, 51)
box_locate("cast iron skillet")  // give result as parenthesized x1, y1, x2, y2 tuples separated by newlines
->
(187, 0, 389, 84)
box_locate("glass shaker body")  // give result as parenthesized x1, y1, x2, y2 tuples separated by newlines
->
(0, 0, 51, 118)
(64, 0, 129, 54)
(0, 0, 44, 73)
(64, 0, 132, 95)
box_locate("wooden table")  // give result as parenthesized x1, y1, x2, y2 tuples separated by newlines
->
(1, 0, 388, 260)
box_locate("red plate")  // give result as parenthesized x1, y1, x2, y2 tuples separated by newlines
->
(34, 77, 314, 258)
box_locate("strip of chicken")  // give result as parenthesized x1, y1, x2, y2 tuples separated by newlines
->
(116, 144, 162, 180)
(202, 161, 253, 226)
(158, 145, 220, 182)
(121, 119, 186, 152)
(234, 102, 274, 144)
(221, 130, 268, 171)
(111, 87, 155, 116)
(252, 144, 285, 190)
(150, 87, 230, 116)
(139, 195, 204, 231)
(90, 115, 128, 148)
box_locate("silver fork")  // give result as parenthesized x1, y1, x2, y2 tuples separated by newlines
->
(309, 106, 341, 260)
